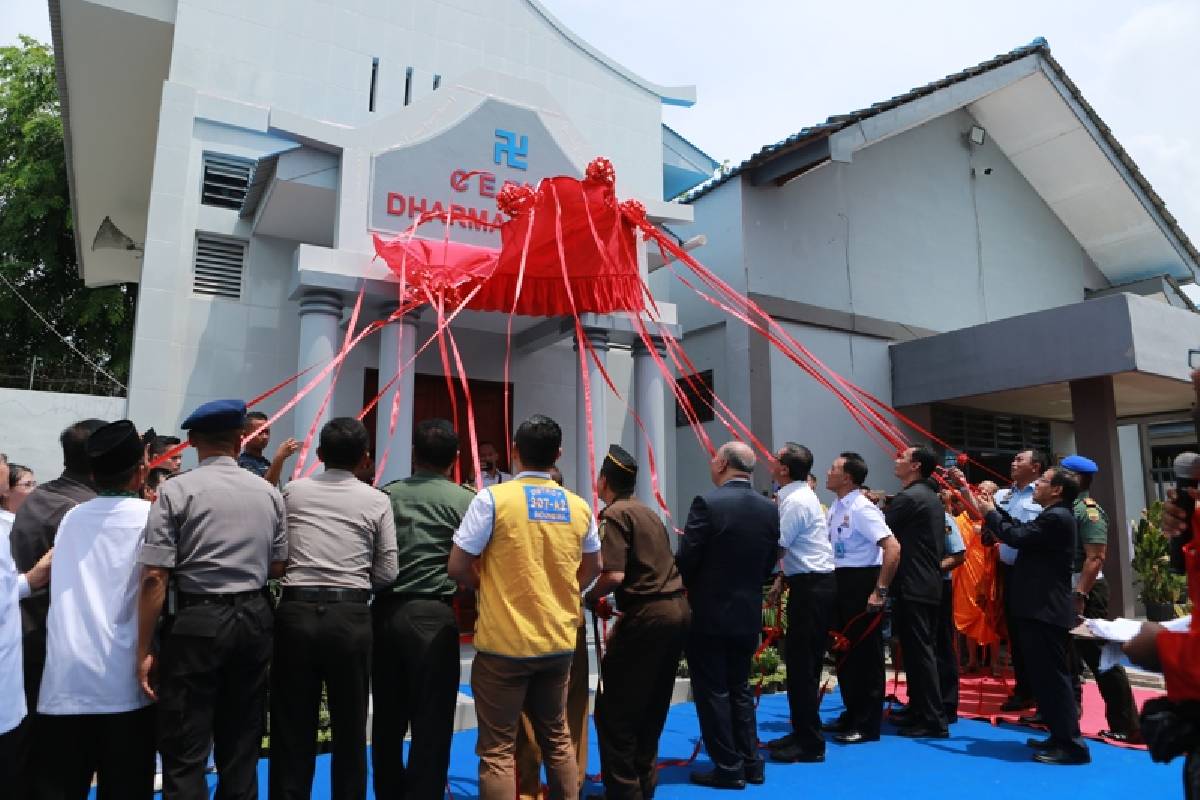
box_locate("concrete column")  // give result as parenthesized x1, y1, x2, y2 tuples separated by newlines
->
(1069, 375, 1133, 617)
(295, 289, 343, 445)
(375, 305, 420, 485)
(633, 335, 668, 514)
(574, 328, 610, 498)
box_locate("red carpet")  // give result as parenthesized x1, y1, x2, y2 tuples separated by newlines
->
(882, 670, 1163, 748)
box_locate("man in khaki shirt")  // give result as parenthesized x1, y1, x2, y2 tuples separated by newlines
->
(270, 417, 397, 800)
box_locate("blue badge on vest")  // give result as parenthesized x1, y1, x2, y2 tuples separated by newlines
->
(524, 485, 570, 523)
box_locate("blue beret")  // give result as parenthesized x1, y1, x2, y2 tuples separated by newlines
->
(181, 399, 247, 433)
(1061, 454, 1098, 474)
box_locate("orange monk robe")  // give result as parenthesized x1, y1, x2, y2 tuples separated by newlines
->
(951, 512, 1000, 646)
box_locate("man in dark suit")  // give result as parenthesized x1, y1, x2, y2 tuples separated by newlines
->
(885, 445, 948, 738)
(979, 466, 1091, 765)
(677, 441, 779, 789)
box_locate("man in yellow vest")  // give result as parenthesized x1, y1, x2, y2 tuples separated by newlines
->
(449, 415, 602, 800)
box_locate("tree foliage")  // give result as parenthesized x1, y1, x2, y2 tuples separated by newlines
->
(0, 35, 133, 393)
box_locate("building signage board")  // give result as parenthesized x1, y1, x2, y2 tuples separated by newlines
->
(369, 98, 581, 247)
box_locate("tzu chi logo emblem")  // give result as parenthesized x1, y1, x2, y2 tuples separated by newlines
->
(493, 129, 529, 170)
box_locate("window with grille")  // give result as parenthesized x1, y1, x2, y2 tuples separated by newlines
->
(192, 235, 246, 300)
(200, 153, 254, 210)
(931, 405, 1051, 454)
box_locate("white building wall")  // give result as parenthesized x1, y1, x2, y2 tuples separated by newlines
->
(0, 389, 127, 485)
(740, 109, 1095, 333)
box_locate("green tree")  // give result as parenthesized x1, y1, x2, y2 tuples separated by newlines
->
(0, 35, 133, 394)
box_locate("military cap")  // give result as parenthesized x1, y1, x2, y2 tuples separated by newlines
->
(1061, 454, 1098, 474)
(603, 443, 638, 477)
(181, 399, 248, 433)
(87, 420, 145, 475)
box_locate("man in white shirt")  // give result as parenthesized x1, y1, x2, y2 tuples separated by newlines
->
(37, 420, 156, 798)
(994, 449, 1045, 714)
(477, 440, 512, 488)
(822, 452, 900, 745)
(765, 443, 836, 764)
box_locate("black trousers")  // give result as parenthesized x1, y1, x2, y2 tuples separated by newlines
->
(595, 595, 690, 800)
(894, 596, 945, 730)
(1002, 565, 1032, 700)
(7, 631, 47, 798)
(269, 599, 372, 800)
(371, 595, 460, 800)
(35, 707, 156, 799)
(934, 580, 959, 721)
(686, 632, 761, 775)
(1187, 749, 1200, 800)
(782, 573, 835, 754)
(1070, 578, 1140, 736)
(1017, 617, 1087, 755)
(833, 566, 884, 738)
(157, 595, 273, 800)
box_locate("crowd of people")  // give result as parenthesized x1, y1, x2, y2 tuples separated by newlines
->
(0, 395, 1197, 799)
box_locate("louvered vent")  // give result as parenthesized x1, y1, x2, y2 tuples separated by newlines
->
(192, 235, 246, 300)
(201, 153, 254, 210)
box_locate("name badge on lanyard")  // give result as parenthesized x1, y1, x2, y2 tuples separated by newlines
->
(834, 514, 850, 559)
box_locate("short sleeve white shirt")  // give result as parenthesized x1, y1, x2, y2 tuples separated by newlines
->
(777, 482, 834, 575)
(38, 496, 153, 715)
(828, 491, 893, 568)
(453, 472, 600, 556)
(0, 515, 26, 734)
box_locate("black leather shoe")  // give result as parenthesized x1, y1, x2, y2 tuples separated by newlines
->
(1025, 736, 1055, 751)
(1033, 748, 1091, 766)
(743, 760, 765, 785)
(766, 733, 796, 750)
(889, 709, 913, 725)
(689, 769, 746, 790)
(821, 717, 850, 733)
(833, 730, 878, 744)
(1099, 729, 1143, 745)
(897, 725, 950, 739)
(1018, 712, 1046, 726)
(769, 744, 826, 763)
(1000, 695, 1035, 712)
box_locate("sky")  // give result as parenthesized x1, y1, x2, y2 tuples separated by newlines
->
(4, 0, 1199, 248)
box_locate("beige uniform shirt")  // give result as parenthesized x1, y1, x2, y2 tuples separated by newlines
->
(281, 470, 398, 590)
(139, 455, 287, 593)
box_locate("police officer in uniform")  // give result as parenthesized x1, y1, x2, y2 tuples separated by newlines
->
(1060, 454, 1142, 744)
(135, 399, 288, 799)
(585, 445, 690, 800)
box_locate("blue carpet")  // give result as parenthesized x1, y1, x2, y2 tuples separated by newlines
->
(105, 690, 1178, 798)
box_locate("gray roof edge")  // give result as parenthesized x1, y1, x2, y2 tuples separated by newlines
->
(48, 0, 85, 279)
(523, 0, 696, 107)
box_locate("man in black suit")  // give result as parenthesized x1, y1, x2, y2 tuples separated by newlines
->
(979, 467, 1091, 765)
(885, 445, 948, 738)
(677, 441, 779, 790)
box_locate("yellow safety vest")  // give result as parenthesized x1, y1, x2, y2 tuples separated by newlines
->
(474, 477, 592, 658)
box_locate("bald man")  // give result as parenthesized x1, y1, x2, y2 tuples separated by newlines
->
(677, 442, 779, 789)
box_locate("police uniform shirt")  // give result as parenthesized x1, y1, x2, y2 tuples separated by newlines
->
(0, 516, 27, 734)
(138, 455, 287, 593)
(598, 496, 684, 607)
(237, 451, 271, 478)
(38, 496, 153, 715)
(1072, 491, 1107, 584)
(281, 469, 399, 590)
(827, 490, 893, 568)
(384, 470, 476, 596)
(777, 481, 835, 575)
(994, 484, 1041, 566)
(943, 512, 966, 581)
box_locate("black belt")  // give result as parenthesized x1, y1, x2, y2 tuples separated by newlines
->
(178, 589, 265, 608)
(619, 590, 685, 611)
(380, 592, 455, 605)
(281, 587, 371, 604)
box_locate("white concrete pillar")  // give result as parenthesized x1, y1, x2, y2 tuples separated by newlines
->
(633, 335, 668, 513)
(295, 289, 343, 445)
(376, 305, 419, 485)
(574, 327, 610, 498)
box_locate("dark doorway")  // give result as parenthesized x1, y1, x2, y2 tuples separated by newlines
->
(413, 373, 513, 481)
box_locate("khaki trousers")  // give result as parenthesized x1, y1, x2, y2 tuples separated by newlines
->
(472, 646, 578, 800)
(516, 625, 590, 799)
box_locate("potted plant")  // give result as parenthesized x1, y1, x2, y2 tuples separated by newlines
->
(1132, 501, 1188, 621)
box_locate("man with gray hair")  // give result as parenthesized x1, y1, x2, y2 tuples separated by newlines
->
(677, 441, 779, 789)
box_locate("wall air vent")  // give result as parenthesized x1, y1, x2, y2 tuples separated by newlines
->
(192, 234, 246, 300)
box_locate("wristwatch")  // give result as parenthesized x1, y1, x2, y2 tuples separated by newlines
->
(876, 585, 889, 597)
